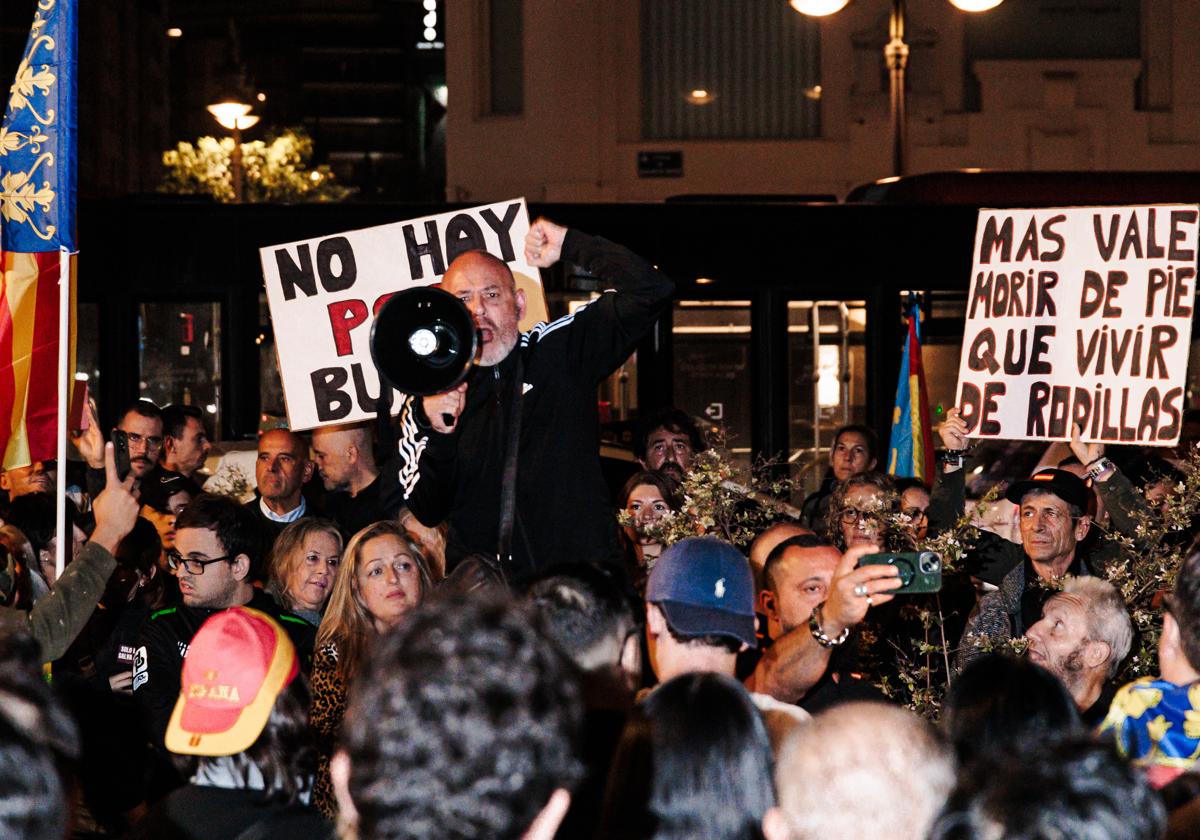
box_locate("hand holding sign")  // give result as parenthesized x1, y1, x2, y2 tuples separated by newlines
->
(525, 218, 567, 268)
(939, 407, 968, 451)
(424, 382, 468, 433)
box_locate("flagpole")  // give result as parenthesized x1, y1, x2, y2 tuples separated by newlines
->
(54, 247, 70, 579)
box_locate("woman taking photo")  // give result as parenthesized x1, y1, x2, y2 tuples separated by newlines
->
(267, 518, 343, 626)
(309, 521, 435, 817)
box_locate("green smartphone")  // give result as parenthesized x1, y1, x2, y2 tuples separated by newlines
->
(858, 551, 942, 594)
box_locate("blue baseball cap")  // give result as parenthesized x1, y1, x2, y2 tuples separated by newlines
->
(646, 536, 756, 648)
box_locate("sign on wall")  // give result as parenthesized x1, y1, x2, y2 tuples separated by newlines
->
(955, 205, 1198, 445)
(260, 198, 546, 430)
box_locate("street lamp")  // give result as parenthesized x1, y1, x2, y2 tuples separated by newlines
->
(790, 0, 1003, 177)
(207, 100, 260, 202)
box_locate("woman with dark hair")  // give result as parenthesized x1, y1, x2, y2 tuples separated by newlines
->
(941, 653, 1082, 766)
(618, 470, 681, 593)
(310, 521, 435, 817)
(828, 471, 907, 552)
(596, 672, 788, 840)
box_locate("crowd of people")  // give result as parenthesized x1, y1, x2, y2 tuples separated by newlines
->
(1, 218, 1199, 839)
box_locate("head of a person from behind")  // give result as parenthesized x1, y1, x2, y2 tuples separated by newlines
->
(316, 521, 434, 681)
(1161, 551, 1200, 686)
(255, 428, 314, 514)
(829, 424, 878, 483)
(138, 470, 200, 553)
(893, 477, 931, 540)
(0, 646, 80, 840)
(171, 493, 259, 610)
(311, 422, 377, 495)
(927, 736, 1165, 840)
(635, 407, 705, 482)
(163, 607, 315, 805)
(941, 654, 1082, 767)
(1005, 469, 1091, 575)
(598, 672, 788, 840)
(331, 596, 583, 840)
(160, 403, 211, 478)
(441, 250, 526, 367)
(117, 399, 165, 481)
(759, 534, 841, 643)
(267, 517, 343, 618)
(644, 536, 757, 683)
(776, 701, 954, 840)
(829, 471, 898, 552)
(0, 459, 54, 498)
(1024, 576, 1132, 711)
(527, 564, 641, 691)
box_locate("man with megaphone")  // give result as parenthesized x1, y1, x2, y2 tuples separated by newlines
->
(393, 218, 675, 583)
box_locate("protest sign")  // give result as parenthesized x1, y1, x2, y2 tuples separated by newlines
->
(955, 205, 1198, 445)
(260, 199, 547, 430)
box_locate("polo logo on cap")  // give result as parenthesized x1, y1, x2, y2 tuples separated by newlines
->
(715, 578, 726, 599)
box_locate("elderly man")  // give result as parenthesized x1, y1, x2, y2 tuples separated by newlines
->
(245, 429, 316, 547)
(1024, 576, 1132, 725)
(311, 421, 396, 537)
(936, 408, 1123, 666)
(397, 218, 674, 580)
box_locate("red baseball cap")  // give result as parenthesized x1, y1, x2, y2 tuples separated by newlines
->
(165, 607, 298, 757)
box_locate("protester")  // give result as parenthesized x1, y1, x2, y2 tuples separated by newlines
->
(747, 520, 812, 591)
(311, 421, 398, 537)
(894, 476, 931, 540)
(132, 493, 316, 748)
(133, 607, 330, 839)
(248, 428, 318, 545)
(633, 406, 705, 482)
(800, 424, 879, 534)
(941, 654, 1082, 766)
(267, 517, 343, 626)
(928, 737, 1165, 840)
(1100, 550, 1200, 787)
(0, 458, 54, 499)
(5, 491, 86, 587)
(331, 596, 583, 840)
(310, 521, 435, 817)
(776, 701, 955, 840)
(618, 469, 680, 589)
(828, 471, 904, 551)
(138, 469, 200, 555)
(75, 398, 165, 493)
(159, 403, 212, 480)
(396, 217, 675, 580)
(596, 672, 789, 840)
(1024, 576, 1132, 725)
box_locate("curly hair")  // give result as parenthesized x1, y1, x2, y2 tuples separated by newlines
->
(827, 471, 902, 551)
(341, 596, 583, 840)
(315, 521, 433, 682)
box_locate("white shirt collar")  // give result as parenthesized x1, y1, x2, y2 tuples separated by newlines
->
(260, 495, 306, 523)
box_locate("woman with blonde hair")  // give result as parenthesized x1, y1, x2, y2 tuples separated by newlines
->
(266, 518, 343, 626)
(309, 520, 435, 817)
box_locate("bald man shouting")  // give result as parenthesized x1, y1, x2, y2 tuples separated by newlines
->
(396, 218, 675, 581)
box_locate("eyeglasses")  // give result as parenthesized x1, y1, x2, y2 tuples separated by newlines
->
(166, 550, 233, 575)
(901, 507, 928, 522)
(839, 508, 879, 525)
(122, 431, 164, 449)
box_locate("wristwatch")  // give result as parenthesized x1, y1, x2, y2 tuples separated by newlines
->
(1085, 456, 1115, 481)
(808, 605, 850, 648)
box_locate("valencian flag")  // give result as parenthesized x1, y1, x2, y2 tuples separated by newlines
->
(0, 0, 77, 470)
(888, 297, 935, 481)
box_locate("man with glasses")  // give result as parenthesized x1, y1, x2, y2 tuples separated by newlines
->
(75, 399, 165, 496)
(937, 409, 1120, 667)
(131, 493, 314, 747)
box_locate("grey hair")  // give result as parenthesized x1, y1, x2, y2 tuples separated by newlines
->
(1063, 576, 1133, 678)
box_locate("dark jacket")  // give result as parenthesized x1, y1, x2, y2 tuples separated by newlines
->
(132, 588, 315, 746)
(395, 230, 675, 581)
(133, 785, 332, 840)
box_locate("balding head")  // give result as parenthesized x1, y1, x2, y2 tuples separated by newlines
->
(442, 250, 525, 366)
(776, 702, 954, 840)
(749, 521, 812, 588)
(312, 422, 377, 494)
(255, 429, 314, 513)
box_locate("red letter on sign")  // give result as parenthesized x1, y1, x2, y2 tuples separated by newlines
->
(328, 299, 369, 357)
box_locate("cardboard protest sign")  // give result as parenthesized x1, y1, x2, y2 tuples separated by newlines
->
(956, 205, 1198, 445)
(260, 199, 547, 430)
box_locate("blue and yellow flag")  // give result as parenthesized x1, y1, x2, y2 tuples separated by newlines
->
(888, 298, 934, 481)
(0, 0, 76, 469)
